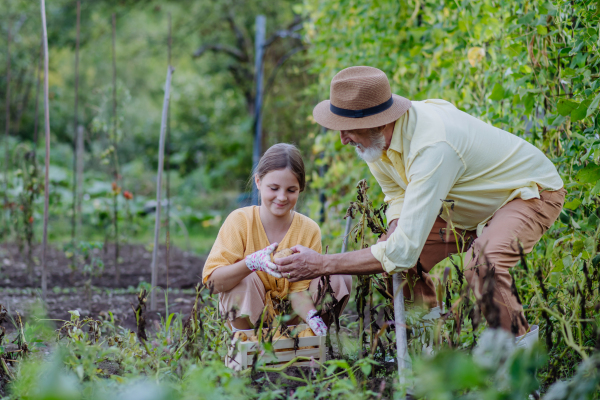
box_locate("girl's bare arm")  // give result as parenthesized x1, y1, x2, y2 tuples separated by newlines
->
(289, 290, 316, 323)
(206, 260, 252, 294)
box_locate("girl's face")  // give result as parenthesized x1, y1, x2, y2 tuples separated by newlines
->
(255, 168, 301, 218)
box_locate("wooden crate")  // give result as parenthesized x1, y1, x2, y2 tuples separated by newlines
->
(225, 324, 326, 371)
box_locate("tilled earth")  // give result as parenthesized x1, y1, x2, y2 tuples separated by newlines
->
(0, 243, 205, 330)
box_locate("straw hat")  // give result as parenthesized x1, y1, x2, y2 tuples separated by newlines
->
(313, 66, 411, 131)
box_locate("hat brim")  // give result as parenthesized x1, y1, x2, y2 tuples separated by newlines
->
(313, 94, 412, 131)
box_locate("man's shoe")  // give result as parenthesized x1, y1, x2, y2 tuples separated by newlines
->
(515, 325, 539, 349)
(515, 325, 541, 400)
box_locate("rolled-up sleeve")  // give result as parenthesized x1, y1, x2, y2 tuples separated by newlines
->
(370, 142, 465, 273)
(367, 162, 405, 222)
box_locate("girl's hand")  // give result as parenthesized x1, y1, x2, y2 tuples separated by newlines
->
(307, 309, 327, 336)
(245, 243, 282, 278)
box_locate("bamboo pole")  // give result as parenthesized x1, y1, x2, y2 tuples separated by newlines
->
(3, 13, 11, 208)
(76, 125, 83, 241)
(165, 12, 172, 293)
(150, 66, 174, 311)
(71, 1, 80, 249)
(341, 217, 352, 253)
(111, 13, 120, 285)
(40, 0, 51, 301)
(392, 273, 410, 387)
(33, 38, 42, 147)
(28, 38, 43, 280)
(251, 15, 266, 206)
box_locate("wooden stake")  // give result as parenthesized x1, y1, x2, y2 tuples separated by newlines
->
(392, 273, 410, 388)
(71, 0, 81, 249)
(33, 37, 43, 147)
(76, 125, 84, 240)
(27, 37, 43, 280)
(40, 0, 51, 301)
(165, 12, 172, 293)
(251, 15, 266, 206)
(150, 66, 174, 311)
(3, 13, 11, 208)
(111, 13, 120, 285)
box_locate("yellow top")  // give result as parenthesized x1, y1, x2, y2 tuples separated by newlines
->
(202, 206, 321, 295)
(369, 99, 563, 274)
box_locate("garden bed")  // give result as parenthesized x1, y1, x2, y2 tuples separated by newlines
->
(0, 243, 205, 330)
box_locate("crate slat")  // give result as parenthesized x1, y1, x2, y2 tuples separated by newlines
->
(250, 347, 322, 364)
(226, 325, 326, 370)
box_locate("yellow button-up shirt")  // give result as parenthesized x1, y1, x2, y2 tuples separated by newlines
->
(369, 99, 563, 274)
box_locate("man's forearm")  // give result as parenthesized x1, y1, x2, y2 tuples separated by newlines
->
(387, 218, 398, 236)
(322, 248, 384, 275)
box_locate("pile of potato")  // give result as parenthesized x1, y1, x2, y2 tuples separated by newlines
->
(233, 326, 315, 343)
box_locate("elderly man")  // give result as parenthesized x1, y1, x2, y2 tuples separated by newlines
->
(275, 66, 565, 345)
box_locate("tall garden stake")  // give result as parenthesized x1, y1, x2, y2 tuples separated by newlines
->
(111, 13, 121, 285)
(165, 12, 172, 294)
(392, 272, 410, 387)
(71, 1, 81, 252)
(40, 0, 51, 301)
(341, 217, 352, 253)
(3, 13, 11, 209)
(251, 15, 266, 206)
(150, 66, 174, 311)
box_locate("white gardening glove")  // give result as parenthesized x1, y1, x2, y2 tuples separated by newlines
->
(245, 243, 282, 278)
(307, 309, 327, 336)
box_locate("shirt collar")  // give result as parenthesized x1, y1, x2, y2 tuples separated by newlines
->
(380, 110, 409, 164)
(388, 115, 405, 154)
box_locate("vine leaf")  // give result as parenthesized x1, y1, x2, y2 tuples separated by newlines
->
(575, 163, 600, 184)
(557, 99, 579, 116)
(571, 98, 592, 122)
(586, 93, 600, 117)
(489, 83, 505, 101)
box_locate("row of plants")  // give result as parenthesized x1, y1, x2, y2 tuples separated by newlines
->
(299, 0, 600, 396)
(0, 177, 597, 398)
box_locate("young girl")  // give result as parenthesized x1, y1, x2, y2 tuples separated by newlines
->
(203, 143, 352, 335)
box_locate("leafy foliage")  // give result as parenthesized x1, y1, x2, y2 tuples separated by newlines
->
(1, 0, 600, 398)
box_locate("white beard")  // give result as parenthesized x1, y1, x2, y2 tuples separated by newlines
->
(355, 132, 386, 163)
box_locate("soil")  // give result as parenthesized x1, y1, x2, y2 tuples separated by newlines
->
(0, 243, 392, 394)
(0, 243, 205, 330)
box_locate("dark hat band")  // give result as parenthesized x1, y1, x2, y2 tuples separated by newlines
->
(330, 96, 394, 119)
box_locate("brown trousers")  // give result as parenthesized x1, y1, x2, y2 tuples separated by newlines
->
(219, 273, 352, 326)
(405, 189, 566, 336)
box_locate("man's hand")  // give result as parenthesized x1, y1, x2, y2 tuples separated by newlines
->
(273, 245, 325, 282)
(377, 219, 398, 243)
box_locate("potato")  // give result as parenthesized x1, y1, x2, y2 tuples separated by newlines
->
(297, 327, 318, 349)
(272, 248, 294, 262)
(233, 331, 247, 342)
(298, 327, 316, 337)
